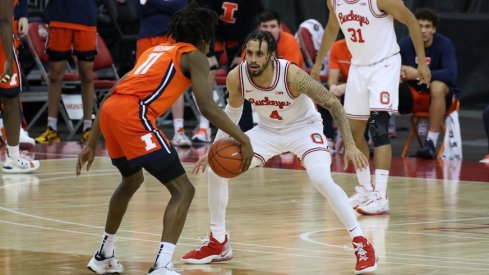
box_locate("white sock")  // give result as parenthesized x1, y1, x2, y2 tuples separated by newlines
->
(7, 145, 20, 159)
(427, 131, 439, 147)
(48, 117, 57, 131)
(355, 166, 373, 191)
(98, 232, 116, 257)
(0, 119, 4, 129)
(303, 151, 363, 238)
(173, 118, 184, 132)
(199, 116, 210, 129)
(83, 120, 93, 131)
(374, 169, 389, 198)
(154, 242, 175, 269)
(208, 168, 229, 243)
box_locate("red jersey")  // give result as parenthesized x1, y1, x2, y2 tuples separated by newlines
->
(114, 42, 197, 117)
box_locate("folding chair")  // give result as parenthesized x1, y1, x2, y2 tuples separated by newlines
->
(295, 23, 330, 84)
(24, 22, 76, 132)
(401, 90, 460, 159)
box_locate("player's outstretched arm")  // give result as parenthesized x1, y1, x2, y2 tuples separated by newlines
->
(288, 64, 368, 170)
(184, 51, 253, 172)
(310, 0, 340, 81)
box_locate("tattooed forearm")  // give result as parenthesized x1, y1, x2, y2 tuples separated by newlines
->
(293, 69, 356, 147)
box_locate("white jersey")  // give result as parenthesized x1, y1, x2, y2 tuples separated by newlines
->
(238, 59, 322, 132)
(333, 0, 399, 65)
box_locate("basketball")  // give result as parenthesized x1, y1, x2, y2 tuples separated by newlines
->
(208, 138, 243, 178)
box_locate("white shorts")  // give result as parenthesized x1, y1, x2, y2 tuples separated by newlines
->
(246, 123, 329, 167)
(344, 53, 401, 120)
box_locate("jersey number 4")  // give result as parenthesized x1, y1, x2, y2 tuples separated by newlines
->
(269, 110, 283, 120)
(347, 28, 365, 43)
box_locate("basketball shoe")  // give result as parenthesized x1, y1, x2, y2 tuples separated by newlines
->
(3, 154, 40, 174)
(191, 128, 211, 143)
(479, 154, 489, 164)
(349, 185, 371, 209)
(1, 127, 35, 150)
(356, 191, 390, 215)
(172, 128, 191, 147)
(181, 233, 233, 264)
(148, 262, 180, 275)
(87, 251, 124, 274)
(35, 126, 61, 144)
(352, 236, 377, 274)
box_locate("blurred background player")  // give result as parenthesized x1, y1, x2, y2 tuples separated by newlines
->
(0, 0, 35, 149)
(398, 8, 458, 159)
(311, 0, 431, 215)
(0, 0, 39, 173)
(135, 0, 191, 147)
(35, 0, 98, 144)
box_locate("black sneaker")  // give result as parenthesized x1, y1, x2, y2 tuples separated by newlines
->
(414, 139, 436, 159)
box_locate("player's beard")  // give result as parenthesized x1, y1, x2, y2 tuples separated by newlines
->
(247, 58, 272, 77)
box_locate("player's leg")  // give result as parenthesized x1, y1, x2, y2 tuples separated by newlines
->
(74, 28, 97, 142)
(291, 125, 377, 274)
(1, 48, 39, 173)
(356, 54, 401, 215)
(143, 147, 193, 274)
(343, 65, 374, 209)
(182, 127, 280, 264)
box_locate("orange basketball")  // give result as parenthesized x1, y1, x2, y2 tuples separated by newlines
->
(208, 138, 243, 178)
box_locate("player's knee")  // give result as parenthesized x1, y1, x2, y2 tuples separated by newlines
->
(430, 81, 449, 98)
(369, 111, 390, 147)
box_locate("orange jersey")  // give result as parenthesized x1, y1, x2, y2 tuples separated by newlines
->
(114, 42, 197, 117)
(329, 39, 352, 78)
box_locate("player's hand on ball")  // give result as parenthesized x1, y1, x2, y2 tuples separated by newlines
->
(192, 155, 209, 174)
(239, 140, 253, 172)
(343, 146, 368, 170)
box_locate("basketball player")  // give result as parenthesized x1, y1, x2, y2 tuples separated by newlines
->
(310, 0, 431, 215)
(76, 3, 253, 275)
(0, 0, 40, 173)
(182, 30, 377, 274)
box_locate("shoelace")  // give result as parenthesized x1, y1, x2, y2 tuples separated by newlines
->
(353, 241, 369, 262)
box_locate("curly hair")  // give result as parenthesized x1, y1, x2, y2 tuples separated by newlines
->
(168, 1, 218, 46)
(244, 30, 278, 58)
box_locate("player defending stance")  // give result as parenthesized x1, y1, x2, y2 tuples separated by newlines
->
(182, 30, 377, 274)
(311, 0, 431, 215)
(76, 2, 253, 275)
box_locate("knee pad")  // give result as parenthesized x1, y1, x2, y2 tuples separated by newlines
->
(368, 112, 390, 147)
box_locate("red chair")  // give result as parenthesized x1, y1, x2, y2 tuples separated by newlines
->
(401, 89, 460, 159)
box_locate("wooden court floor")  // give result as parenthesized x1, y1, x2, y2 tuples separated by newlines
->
(1, 144, 489, 274)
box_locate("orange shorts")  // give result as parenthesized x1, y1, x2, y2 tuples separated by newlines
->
(0, 39, 21, 96)
(100, 94, 175, 165)
(136, 35, 173, 60)
(47, 22, 97, 61)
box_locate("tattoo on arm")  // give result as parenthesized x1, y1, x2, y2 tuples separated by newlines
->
(293, 69, 356, 146)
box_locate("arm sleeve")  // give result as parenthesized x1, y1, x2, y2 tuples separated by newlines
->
(213, 104, 243, 141)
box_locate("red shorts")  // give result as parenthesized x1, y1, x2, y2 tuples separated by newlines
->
(0, 39, 21, 96)
(136, 35, 173, 60)
(100, 95, 173, 165)
(47, 22, 97, 61)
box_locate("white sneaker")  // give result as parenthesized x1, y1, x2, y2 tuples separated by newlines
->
(148, 262, 180, 275)
(2, 154, 40, 174)
(356, 191, 390, 215)
(87, 252, 124, 274)
(19, 128, 35, 150)
(171, 128, 191, 147)
(191, 128, 211, 143)
(349, 185, 371, 209)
